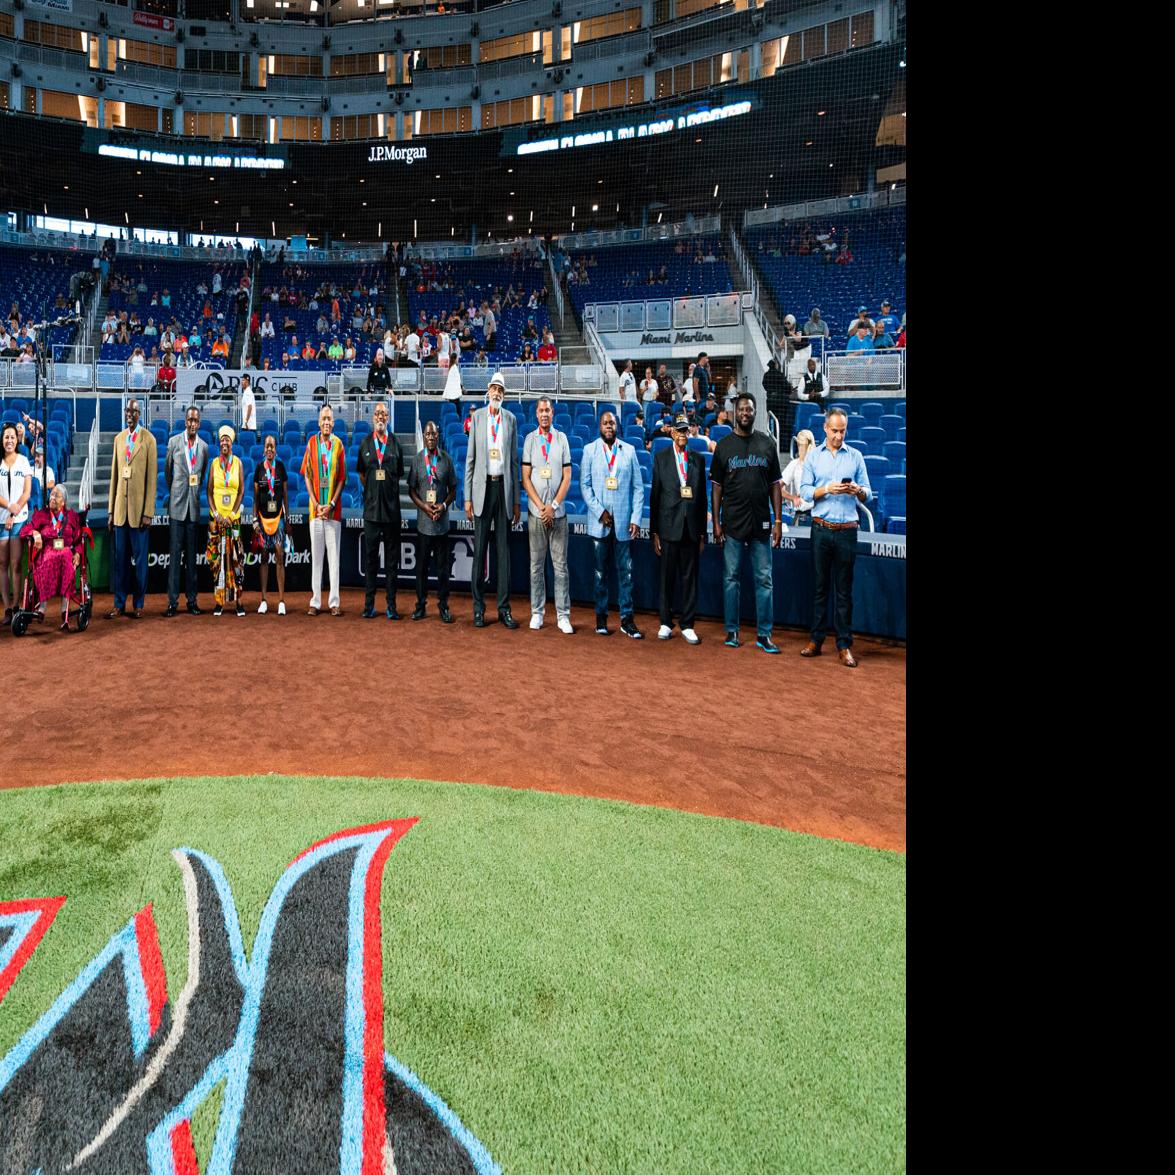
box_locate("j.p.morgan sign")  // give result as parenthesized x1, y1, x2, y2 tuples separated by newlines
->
(596, 324, 744, 357)
(367, 145, 428, 165)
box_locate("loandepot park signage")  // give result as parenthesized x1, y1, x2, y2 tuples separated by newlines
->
(176, 368, 326, 400)
(516, 100, 753, 157)
(597, 325, 744, 359)
(367, 145, 429, 165)
(95, 144, 285, 171)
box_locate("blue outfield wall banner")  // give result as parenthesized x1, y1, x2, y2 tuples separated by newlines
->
(103, 511, 907, 639)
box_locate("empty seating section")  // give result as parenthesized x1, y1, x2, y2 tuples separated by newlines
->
(255, 262, 388, 371)
(103, 259, 246, 363)
(565, 239, 730, 315)
(0, 246, 79, 355)
(744, 208, 906, 339)
(405, 256, 553, 362)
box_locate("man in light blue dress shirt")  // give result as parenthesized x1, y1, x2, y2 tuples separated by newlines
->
(580, 411, 644, 638)
(799, 407, 873, 667)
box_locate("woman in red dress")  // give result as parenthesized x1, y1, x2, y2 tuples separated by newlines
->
(23, 484, 83, 630)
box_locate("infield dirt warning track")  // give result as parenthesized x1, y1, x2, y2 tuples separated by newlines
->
(1, 591, 906, 852)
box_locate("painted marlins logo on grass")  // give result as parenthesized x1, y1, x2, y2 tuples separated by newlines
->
(0, 821, 499, 1173)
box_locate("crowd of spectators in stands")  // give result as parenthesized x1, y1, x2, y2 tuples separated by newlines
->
(755, 222, 857, 265)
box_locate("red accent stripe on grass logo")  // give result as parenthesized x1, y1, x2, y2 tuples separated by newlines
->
(170, 1118, 200, 1175)
(291, 818, 419, 1174)
(134, 904, 168, 1038)
(0, 897, 66, 1004)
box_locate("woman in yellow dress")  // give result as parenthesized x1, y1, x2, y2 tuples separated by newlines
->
(205, 424, 246, 616)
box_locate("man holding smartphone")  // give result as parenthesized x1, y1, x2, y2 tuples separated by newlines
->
(799, 407, 873, 667)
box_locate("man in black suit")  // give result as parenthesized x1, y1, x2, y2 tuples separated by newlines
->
(649, 413, 708, 644)
(356, 401, 405, 620)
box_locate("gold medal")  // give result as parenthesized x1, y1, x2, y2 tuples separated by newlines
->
(680, 485, 693, 499)
(489, 447, 501, 461)
(540, 467, 551, 480)
(375, 469, 386, 481)
(52, 538, 64, 550)
(267, 498, 277, 512)
(605, 476, 619, 491)
(426, 490, 437, 504)
(188, 474, 198, 487)
(122, 466, 132, 480)
(222, 494, 231, 506)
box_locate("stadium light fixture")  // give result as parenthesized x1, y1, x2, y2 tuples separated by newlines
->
(507, 214, 514, 222)
(272, 220, 276, 236)
(379, 221, 382, 235)
(414, 219, 417, 237)
(657, 212, 662, 223)
(125, 211, 129, 224)
(591, 204, 598, 212)
(571, 205, 575, 216)
(530, 210, 534, 222)
(713, 183, 718, 198)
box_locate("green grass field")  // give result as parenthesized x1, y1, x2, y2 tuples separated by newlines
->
(0, 775, 905, 1172)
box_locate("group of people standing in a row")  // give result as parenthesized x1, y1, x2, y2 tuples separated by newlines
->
(97, 378, 873, 662)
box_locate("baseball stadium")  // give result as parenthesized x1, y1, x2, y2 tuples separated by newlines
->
(0, 0, 906, 1170)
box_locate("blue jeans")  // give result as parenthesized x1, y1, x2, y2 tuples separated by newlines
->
(592, 532, 633, 618)
(723, 535, 773, 640)
(112, 523, 150, 610)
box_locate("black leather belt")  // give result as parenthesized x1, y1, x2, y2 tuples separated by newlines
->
(487, 475, 503, 482)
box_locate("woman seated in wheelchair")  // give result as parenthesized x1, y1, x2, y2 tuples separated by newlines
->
(24, 484, 84, 631)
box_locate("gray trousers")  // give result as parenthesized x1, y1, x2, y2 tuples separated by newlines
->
(528, 513, 570, 618)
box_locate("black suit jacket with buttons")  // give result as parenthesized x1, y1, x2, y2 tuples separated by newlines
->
(650, 445, 708, 543)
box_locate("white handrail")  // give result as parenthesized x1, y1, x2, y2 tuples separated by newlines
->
(78, 411, 100, 511)
(549, 249, 566, 331)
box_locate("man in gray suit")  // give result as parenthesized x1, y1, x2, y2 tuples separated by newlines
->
(464, 372, 521, 628)
(163, 404, 208, 616)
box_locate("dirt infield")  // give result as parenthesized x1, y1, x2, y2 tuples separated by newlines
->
(1, 590, 906, 851)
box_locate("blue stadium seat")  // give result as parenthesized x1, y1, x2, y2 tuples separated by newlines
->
(687, 437, 709, 454)
(882, 441, 906, 466)
(652, 437, 673, 454)
(860, 426, 887, 451)
(709, 425, 732, 442)
(895, 401, 906, 420)
(887, 516, 906, 534)
(863, 456, 891, 483)
(897, 427, 906, 445)
(881, 474, 906, 516)
(859, 402, 885, 424)
(878, 415, 904, 439)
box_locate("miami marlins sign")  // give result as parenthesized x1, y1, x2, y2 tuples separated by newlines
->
(0, 821, 499, 1173)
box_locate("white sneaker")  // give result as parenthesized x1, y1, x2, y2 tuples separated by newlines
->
(257, 600, 268, 614)
(277, 601, 286, 616)
(529, 613, 544, 630)
(682, 627, 700, 645)
(557, 616, 574, 634)
(657, 624, 673, 640)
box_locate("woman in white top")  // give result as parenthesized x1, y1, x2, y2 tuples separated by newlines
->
(0, 422, 33, 624)
(779, 428, 815, 527)
(640, 366, 659, 407)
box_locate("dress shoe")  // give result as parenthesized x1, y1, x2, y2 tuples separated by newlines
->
(361, 606, 377, 619)
(724, 631, 741, 648)
(800, 641, 823, 658)
(330, 606, 341, 617)
(838, 647, 858, 668)
(187, 603, 203, 616)
(307, 606, 320, 616)
(412, 604, 426, 621)
(439, 604, 453, 624)
(473, 611, 486, 628)
(386, 607, 401, 621)
(756, 637, 781, 654)
(105, 607, 126, 620)
(499, 611, 520, 630)
(164, 603, 178, 617)
(129, 608, 143, 620)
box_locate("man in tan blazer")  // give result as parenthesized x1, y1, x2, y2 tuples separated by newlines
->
(106, 397, 157, 618)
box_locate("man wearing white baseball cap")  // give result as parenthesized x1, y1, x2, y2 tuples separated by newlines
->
(464, 372, 521, 628)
